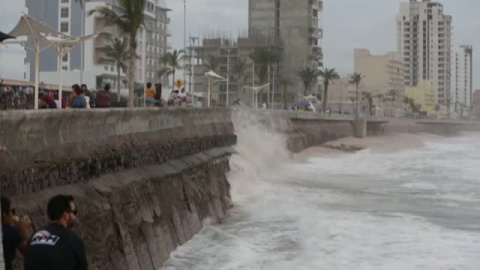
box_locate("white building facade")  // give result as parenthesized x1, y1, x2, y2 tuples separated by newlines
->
(451, 45, 473, 115)
(397, 0, 452, 105)
(35, 0, 170, 96)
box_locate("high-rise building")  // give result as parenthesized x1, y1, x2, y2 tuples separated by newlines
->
(451, 45, 473, 112)
(248, 0, 323, 96)
(397, 0, 452, 105)
(25, 0, 170, 97)
(354, 49, 405, 117)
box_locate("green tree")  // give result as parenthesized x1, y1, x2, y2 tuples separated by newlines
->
(298, 67, 319, 96)
(100, 37, 129, 102)
(89, 0, 146, 107)
(160, 50, 185, 91)
(349, 73, 363, 118)
(318, 67, 340, 113)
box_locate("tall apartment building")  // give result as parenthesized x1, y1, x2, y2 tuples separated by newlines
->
(249, 0, 323, 96)
(397, 0, 452, 105)
(451, 45, 473, 111)
(354, 49, 405, 117)
(25, 0, 170, 96)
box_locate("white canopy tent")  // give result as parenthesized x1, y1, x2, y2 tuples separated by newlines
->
(44, 35, 97, 109)
(243, 83, 270, 109)
(204, 70, 227, 107)
(6, 14, 96, 109)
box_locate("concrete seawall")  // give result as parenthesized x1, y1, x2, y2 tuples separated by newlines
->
(0, 108, 236, 270)
(254, 110, 480, 152)
(1, 108, 479, 269)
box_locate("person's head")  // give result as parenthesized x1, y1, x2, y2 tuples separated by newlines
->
(174, 90, 179, 94)
(72, 84, 83, 96)
(81, 84, 88, 92)
(146, 82, 152, 88)
(104, 84, 111, 92)
(181, 88, 185, 93)
(1, 196, 15, 224)
(47, 195, 78, 228)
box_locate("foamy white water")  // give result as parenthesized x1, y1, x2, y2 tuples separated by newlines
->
(163, 112, 480, 270)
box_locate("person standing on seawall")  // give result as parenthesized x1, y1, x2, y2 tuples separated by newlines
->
(1, 196, 29, 270)
(24, 195, 88, 270)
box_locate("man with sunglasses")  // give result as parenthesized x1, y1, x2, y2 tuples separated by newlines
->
(24, 195, 88, 270)
(1, 196, 29, 270)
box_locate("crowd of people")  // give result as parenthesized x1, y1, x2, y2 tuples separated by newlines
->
(145, 82, 189, 108)
(39, 84, 111, 109)
(2, 195, 87, 270)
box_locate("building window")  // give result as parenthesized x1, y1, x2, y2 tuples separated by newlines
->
(62, 66, 68, 71)
(62, 54, 68, 62)
(111, 66, 114, 72)
(104, 66, 108, 71)
(61, 0, 69, 3)
(60, 22, 69, 32)
(61, 8, 69, 18)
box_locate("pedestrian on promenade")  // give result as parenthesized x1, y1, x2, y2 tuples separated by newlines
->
(2, 196, 29, 270)
(145, 82, 156, 107)
(71, 84, 87, 109)
(95, 84, 111, 108)
(81, 84, 93, 108)
(24, 195, 88, 270)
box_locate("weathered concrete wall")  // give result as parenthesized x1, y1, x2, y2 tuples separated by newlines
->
(0, 108, 236, 270)
(252, 111, 353, 153)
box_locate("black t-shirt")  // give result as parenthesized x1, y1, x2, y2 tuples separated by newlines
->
(2, 224, 23, 270)
(24, 223, 88, 270)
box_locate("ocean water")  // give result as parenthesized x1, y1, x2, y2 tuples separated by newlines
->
(163, 111, 480, 270)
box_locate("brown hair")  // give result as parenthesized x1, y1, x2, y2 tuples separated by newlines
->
(72, 84, 83, 95)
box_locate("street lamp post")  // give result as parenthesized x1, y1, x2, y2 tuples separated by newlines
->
(226, 48, 231, 107)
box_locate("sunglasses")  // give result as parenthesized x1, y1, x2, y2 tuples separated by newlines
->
(69, 209, 78, 216)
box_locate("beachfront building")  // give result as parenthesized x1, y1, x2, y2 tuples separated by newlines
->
(25, 0, 170, 98)
(354, 49, 405, 117)
(326, 76, 357, 115)
(451, 45, 473, 115)
(405, 80, 438, 116)
(397, 0, 452, 106)
(189, 36, 280, 107)
(249, 0, 323, 98)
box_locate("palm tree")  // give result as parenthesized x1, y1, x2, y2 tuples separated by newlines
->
(232, 58, 248, 101)
(100, 37, 129, 102)
(362, 92, 374, 116)
(350, 73, 363, 118)
(298, 67, 319, 96)
(204, 54, 221, 72)
(250, 48, 280, 84)
(403, 96, 411, 113)
(278, 78, 292, 110)
(89, 0, 146, 107)
(318, 67, 340, 113)
(160, 50, 184, 91)
(435, 104, 441, 119)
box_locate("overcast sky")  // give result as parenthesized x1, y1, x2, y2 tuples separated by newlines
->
(1, 0, 479, 88)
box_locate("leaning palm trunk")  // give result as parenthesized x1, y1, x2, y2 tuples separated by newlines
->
(128, 38, 137, 107)
(322, 83, 329, 113)
(172, 70, 176, 92)
(355, 84, 360, 118)
(117, 65, 122, 102)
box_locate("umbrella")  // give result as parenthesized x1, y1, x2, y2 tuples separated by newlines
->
(0, 31, 15, 42)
